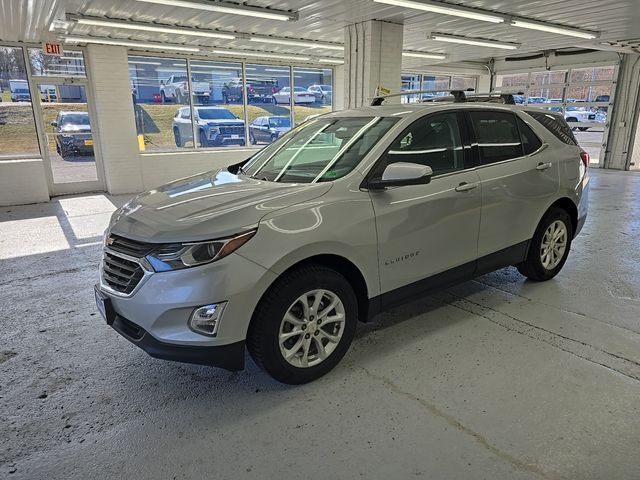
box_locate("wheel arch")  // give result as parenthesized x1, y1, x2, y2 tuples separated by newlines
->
(254, 253, 371, 326)
(546, 197, 578, 237)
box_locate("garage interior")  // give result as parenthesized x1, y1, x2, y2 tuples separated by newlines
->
(1, 0, 639, 478)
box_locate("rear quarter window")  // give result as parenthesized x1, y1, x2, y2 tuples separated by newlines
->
(526, 111, 577, 146)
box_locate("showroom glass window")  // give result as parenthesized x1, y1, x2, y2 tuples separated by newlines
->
(129, 56, 190, 151)
(0, 46, 40, 158)
(28, 49, 86, 77)
(401, 74, 421, 103)
(421, 75, 450, 98)
(246, 64, 291, 146)
(450, 76, 477, 91)
(292, 67, 332, 132)
(400, 74, 478, 104)
(190, 60, 246, 149)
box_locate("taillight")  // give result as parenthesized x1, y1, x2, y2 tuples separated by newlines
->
(247, 85, 254, 93)
(580, 150, 589, 168)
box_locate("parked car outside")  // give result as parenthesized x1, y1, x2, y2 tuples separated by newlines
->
(564, 106, 598, 131)
(51, 111, 93, 158)
(527, 96, 547, 104)
(307, 84, 332, 104)
(39, 84, 57, 102)
(160, 75, 210, 104)
(222, 79, 278, 104)
(249, 116, 291, 144)
(272, 86, 316, 104)
(9, 80, 30, 102)
(172, 106, 245, 147)
(97, 101, 589, 384)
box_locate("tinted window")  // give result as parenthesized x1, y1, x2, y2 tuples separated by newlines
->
(517, 117, 542, 154)
(378, 112, 464, 176)
(197, 108, 237, 120)
(526, 111, 577, 146)
(469, 111, 522, 164)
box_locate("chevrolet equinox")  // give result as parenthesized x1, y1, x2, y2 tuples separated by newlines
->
(96, 98, 589, 384)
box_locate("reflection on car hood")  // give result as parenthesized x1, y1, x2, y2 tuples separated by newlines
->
(109, 169, 332, 243)
(199, 119, 244, 126)
(61, 124, 91, 133)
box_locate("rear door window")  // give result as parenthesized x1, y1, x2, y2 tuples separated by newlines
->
(469, 111, 523, 164)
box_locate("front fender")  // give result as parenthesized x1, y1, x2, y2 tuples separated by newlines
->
(238, 189, 380, 298)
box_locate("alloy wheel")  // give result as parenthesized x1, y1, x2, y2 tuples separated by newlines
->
(278, 289, 345, 368)
(540, 220, 568, 270)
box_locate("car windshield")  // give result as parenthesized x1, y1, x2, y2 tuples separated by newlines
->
(319, 85, 332, 91)
(268, 117, 291, 128)
(197, 108, 237, 120)
(60, 114, 90, 126)
(243, 116, 398, 183)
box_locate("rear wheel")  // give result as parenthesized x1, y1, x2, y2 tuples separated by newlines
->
(174, 127, 183, 147)
(247, 265, 357, 384)
(199, 130, 209, 148)
(578, 127, 589, 132)
(249, 132, 256, 144)
(517, 207, 573, 281)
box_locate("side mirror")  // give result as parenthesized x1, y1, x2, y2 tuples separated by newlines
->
(368, 162, 433, 190)
(50, 121, 58, 127)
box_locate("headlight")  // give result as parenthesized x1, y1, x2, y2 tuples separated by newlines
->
(145, 229, 256, 272)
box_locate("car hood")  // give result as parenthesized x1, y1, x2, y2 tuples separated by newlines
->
(270, 126, 290, 133)
(108, 169, 332, 243)
(61, 125, 91, 133)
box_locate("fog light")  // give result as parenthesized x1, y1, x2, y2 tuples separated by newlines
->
(189, 302, 227, 336)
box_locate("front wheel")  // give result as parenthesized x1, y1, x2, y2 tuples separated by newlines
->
(174, 128, 183, 147)
(247, 265, 357, 384)
(517, 207, 573, 281)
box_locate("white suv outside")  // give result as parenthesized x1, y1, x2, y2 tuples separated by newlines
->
(96, 95, 589, 384)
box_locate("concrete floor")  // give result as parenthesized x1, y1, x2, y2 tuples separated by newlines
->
(1, 169, 639, 480)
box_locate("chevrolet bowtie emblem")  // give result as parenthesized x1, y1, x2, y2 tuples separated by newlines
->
(106, 236, 115, 246)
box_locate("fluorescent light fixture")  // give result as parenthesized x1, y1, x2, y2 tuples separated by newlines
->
(430, 33, 518, 50)
(74, 17, 236, 39)
(510, 19, 597, 39)
(318, 58, 344, 64)
(265, 68, 290, 73)
(212, 49, 309, 61)
(133, 0, 296, 21)
(402, 51, 446, 60)
(63, 36, 201, 52)
(373, 0, 504, 23)
(249, 36, 343, 51)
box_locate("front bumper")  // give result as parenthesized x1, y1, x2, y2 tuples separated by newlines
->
(97, 250, 277, 368)
(110, 311, 245, 370)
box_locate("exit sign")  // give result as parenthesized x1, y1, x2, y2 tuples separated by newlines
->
(43, 42, 63, 56)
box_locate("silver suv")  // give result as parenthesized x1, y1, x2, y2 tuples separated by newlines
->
(95, 96, 589, 384)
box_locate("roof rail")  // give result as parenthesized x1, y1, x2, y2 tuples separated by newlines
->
(370, 89, 524, 106)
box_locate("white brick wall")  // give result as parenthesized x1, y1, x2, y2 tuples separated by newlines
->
(344, 20, 403, 108)
(85, 44, 143, 194)
(0, 159, 49, 206)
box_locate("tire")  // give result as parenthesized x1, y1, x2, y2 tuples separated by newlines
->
(199, 130, 209, 148)
(249, 132, 256, 145)
(272, 96, 278, 105)
(175, 90, 183, 104)
(578, 127, 589, 132)
(321, 95, 326, 105)
(247, 265, 358, 384)
(161, 91, 167, 103)
(174, 128, 183, 147)
(516, 207, 573, 282)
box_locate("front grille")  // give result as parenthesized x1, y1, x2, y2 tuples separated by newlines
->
(102, 251, 145, 295)
(219, 126, 244, 135)
(107, 234, 157, 257)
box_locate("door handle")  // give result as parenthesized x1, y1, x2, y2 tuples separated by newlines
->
(536, 162, 552, 171)
(455, 182, 478, 192)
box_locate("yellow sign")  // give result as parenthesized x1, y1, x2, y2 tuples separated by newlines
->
(84, 139, 93, 146)
(376, 85, 391, 95)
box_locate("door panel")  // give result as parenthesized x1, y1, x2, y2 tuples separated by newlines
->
(370, 171, 482, 293)
(476, 153, 559, 256)
(468, 110, 560, 257)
